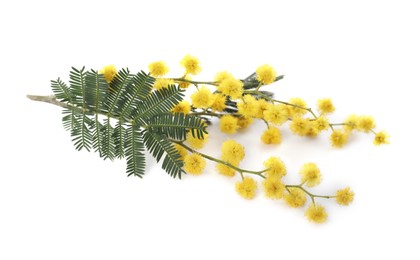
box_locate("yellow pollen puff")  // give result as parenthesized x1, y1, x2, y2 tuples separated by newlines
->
(237, 116, 254, 129)
(154, 78, 174, 91)
(263, 157, 287, 178)
(263, 104, 288, 125)
(300, 162, 322, 187)
(190, 87, 214, 109)
(214, 71, 233, 83)
(287, 98, 307, 117)
(237, 95, 258, 117)
(284, 188, 307, 208)
(262, 176, 284, 199)
(171, 100, 191, 114)
(304, 121, 320, 137)
(330, 129, 349, 148)
(317, 98, 335, 114)
(184, 153, 206, 175)
(177, 75, 192, 89)
(335, 187, 355, 206)
(256, 64, 277, 85)
(314, 116, 330, 131)
(216, 163, 236, 177)
(217, 77, 244, 100)
(180, 54, 201, 75)
(289, 117, 311, 136)
(186, 132, 208, 150)
(255, 99, 270, 119)
(373, 131, 390, 145)
(305, 204, 328, 224)
(99, 65, 117, 83)
(261, 127, 282, 145)
(235, 177, 257, 200)
(357, 115, 376, 132)
(211, 94, 227, 112)
(221, 140, 245, 165)
(148, 61, 169, 77)
(344, 114, 359, 132)
(219, 115, 239, 134)
(174, 144, 188, 160)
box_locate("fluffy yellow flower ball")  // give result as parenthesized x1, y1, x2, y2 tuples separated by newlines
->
(180, 54, 201, 75)
(148, 61, 169, 77)
(314, 116, 330, 131)
(171, 100, 191, 114)
(262, 177, 284, 199)
(191, 87, 214, 109)
(289, 117, 311, 136)
(317, 98, 335, 114)
(330, 129, 349, 148)
(261, 127, 282, 144)
(335, 187, 355, 206)
(263, 157, 287, 178)
(284, 188, 307, 208)
(373, 131, 390, 145)
(219, 115, 239, 134)
(221, 140, 245, 164)
(184, 153, 206, 175)
(357, 115, 376, 132)
(217, 77, 244, 99)
(236, 177, 257, 199)
(256, 64, 277, 85)
(263, 104, 288, 125)
(305, 204, 328, 224)
(299, 162, 322, 187)
(99, 65, 117, 83)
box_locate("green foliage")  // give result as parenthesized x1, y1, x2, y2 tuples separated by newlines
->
(142, 130, 184, 179)
(147, 113, 208, 140)
(51, 67, 207, 179)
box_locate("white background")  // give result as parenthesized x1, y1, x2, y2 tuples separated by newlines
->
(1, 0, 419, 259)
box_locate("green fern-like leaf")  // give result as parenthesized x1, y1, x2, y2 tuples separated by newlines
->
(85, 70, 108, 113)
(105, 68, 132, 115)
(147, 113, 208, 140)
(124, 126, 146, 177)
(101, 117, 116, 160)
(69, 67, 87, 107)
(50, 68, 194, 178)
(133, 85, 184, 125)
(142, 130, 184, 179)
(113, 120, 126, 159)
(118, 71, 154, 120)
(51, 78, 72, 102)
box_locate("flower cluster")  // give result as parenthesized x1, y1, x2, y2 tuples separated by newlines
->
(97, 54, 388, 223)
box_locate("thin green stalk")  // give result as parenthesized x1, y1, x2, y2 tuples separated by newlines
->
(189, 111, 242, 118)
(27, 94, 123, 122)
(170, 78, 218, 86)
(286, 184, 334, 200)
(173, 140, 267, 178)
(245, 90, 318, 119)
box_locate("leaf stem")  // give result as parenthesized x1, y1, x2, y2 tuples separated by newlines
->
(170, 78, 218, 86)
(173, 140, 267, 178)
(285, 184, 334, 200)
